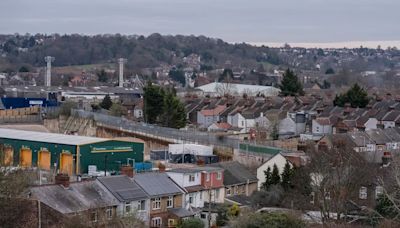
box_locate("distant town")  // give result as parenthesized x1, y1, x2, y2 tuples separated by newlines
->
(1, 33, 400, 228)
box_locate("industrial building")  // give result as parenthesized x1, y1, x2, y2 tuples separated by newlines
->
(0, 129, 144, 175)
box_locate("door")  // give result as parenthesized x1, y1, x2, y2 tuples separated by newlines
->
(38, 150, 51, 170)
(20, 148, 32, 167)
(60, 153, 73, 176)
(3, 147, 13, 166)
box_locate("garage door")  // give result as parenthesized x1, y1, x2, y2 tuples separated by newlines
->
(20, 148, 32, 167)
(60, 153, 73, 176)
(3, 147, 13, 166)
(38, 150, 51, 170)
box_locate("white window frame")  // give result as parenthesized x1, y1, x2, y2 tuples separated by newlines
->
(217, 171, 222, 180)
(189, 174, 195, 182)
(91, 211, 98, 223)
(137, 200, 146, 211)
(106, 207, 113, 220)
(189, 194, 194, 205)
(151, 217, 162, 227)
(226, 187, 231, 196)
(359, 186, 368, 200)
(375, 186, 384, 198)
(152, 198, 161, 210)
(125, 202, 132, 215)
(167, 196, 174, 208)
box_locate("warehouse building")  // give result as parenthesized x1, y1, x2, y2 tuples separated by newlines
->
(0, 129, 144, 175)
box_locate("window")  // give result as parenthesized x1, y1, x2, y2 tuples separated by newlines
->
(189, 174, 195, 182)
(200, 191, 203, 200)
(359, 186, 368, 200)
(376, 186, 384, 198)
(167, 196, 174, 208)
(200, 213, 207, 219)
(217, 171, 222, 180)
(125, 202, 132, 214)
(206, 173, 210, 182)
(324, 190, 331, 200)
(152, 198, 161, 210)
(234, 186, 239, 194)
(226, 187, 231, 196)
(168, 219, 176, 226)
(106, 207, 113, 220)
(215, 189, 220, 200)
(310, 192, 315, 205)
(189, 195, 194, 204)
(91, 212, 98, 223)
(151, 217, 162, 227)
(137, 200, 146, 211)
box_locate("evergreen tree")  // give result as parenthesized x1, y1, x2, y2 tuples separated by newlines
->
(100, 94, 113, 110)
(281, 162, 294, 190)
(270, 124, 279, 140)
(143, 82, 164, 124)
(271, 164, 281, 185)
(160, 89, 186, 129)
(97, 69, 108, 83)
(333, 83, 369, 108)
(279, 69, 304, 96)
(262, 167, 272, 190)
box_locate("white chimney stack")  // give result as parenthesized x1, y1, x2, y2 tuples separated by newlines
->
(118, 58, 127, 87)
(44, 56, 55, 87)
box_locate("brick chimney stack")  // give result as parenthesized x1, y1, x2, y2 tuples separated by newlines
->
(55, 173, 70, 188)
(120, 164, 135, 178)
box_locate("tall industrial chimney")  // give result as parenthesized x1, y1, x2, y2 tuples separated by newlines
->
(118, 58, 127, 87)
(44, 56, 55, 87)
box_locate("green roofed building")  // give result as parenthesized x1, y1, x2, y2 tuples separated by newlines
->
(0, 128, 144, 175)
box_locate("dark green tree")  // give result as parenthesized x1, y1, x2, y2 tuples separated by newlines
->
(160, 89, 187, 128)
(375, 194, 398, 220)
(219, 68, 233, 82)
(169, 69, 185, 86)
(325, 68, 335, 74)
(271, 164, 281, 185)
(18, 66, 29, 72)
(333, 83, 369, 108)
(270, 124, 279, 140)
(97, 69, 108, 83)
(178, 217, 204, 228)
(262, 167, 272, 190)
(143, 82, 165, 124)
(279, 69, 304, 96)
(100, 94, 113, 110)
(281, 162, 294, 190)
(231, 212, 305, 228)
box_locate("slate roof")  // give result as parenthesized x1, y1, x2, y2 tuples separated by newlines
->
(168, 208, 197, 218)
(30, 180, 119, 214)
(134, 172, 183, 197)
(97, 175, 148, 202)
(366, 129, 391, 145)
(210, 161, 257, 186)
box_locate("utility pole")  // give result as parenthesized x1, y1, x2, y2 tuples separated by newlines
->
(44, 56, 55, 87)
(104, 154, 108, 176)
(118, 58, 127, 87)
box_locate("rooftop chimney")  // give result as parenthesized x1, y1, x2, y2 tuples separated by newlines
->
(55, 173, 70, 188)
(120, 164, 134, 178)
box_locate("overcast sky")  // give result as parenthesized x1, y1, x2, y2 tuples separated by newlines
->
(1, 0, 399, 44)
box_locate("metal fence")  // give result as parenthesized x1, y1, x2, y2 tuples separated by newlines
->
(71, 109, 241, 148)
(0, 114, 42, 124)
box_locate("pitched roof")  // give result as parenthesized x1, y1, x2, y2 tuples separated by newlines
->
(97, 175, 148, 202)
(211, 122, 232, 130)
(200, 105, 226, 116)
(210, 161, 257, 186)
(134, 172, 183, 197)
(30, 181, 119, 214)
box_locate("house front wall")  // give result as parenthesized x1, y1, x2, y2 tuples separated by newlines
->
(167, 172, 201, 188)
(202, 187, 225, 204)
(383, 121, 395, 129)
(185, 191, 204, 209)
(312, 120, 332, 135)
(256, 154, 289, 189)
(279, 117, 296, 135)
(118, 199, 150, 223)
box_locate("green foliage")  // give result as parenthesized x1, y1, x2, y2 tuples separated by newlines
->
(271, 164, 281, 185)
(325, 68, 335, 74)
(219, 68, 233, 82)
(279, 69, 304, 96)
(333, 83, 369, 108)
(109, 103, 126, 116)
(178, 217, 204, 228)
(231, 212, 306, 228)
(375, 194, 398, 220)
(99, 94, 113, 110)
(228, 204, 240, 217)
(18, 66, 29, 72)
(144, 82, 186, 128)
(216, 206, 229, 226)
(169, 69, 185, 86)
(144, 82, 165, 124)
(96, 69, 108, 83)
(270, 124, 279, 140)
(250, 186, 284, 208)
(160, 89, 187, 128)
(262, 167, 272, 190)
(281, 162, 294, 190)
